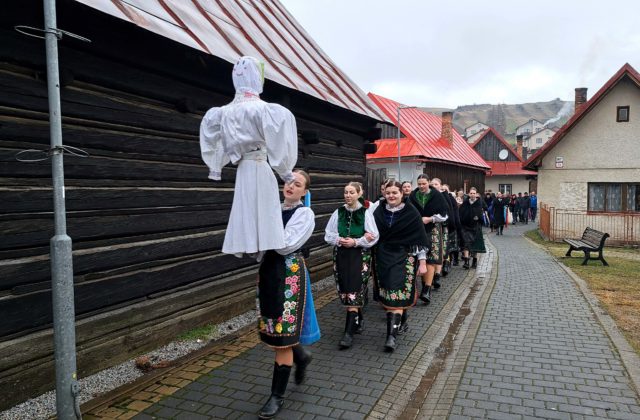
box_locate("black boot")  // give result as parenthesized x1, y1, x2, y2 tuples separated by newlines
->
(292, 345, 312, 385)
(442, 260, 450, 277)
(471, 257, 478, 269)
(419, 283, 432, 304)
(355, 309, 364, 334)
(398, 310, 409, 335)
(339, 311, 358, 349)
(452, 252, 459, 266)
(433, 273, 442, 289)
(384, 312, 402, 352)
(462, 257, 470, 269)
(259, 363, 291, 419)
(499, 226, 504, 235)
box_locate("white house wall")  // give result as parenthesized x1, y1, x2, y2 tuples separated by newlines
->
(537, 77, 640, 209)
(485, 175, 532, 195)
(367, 161, 424, 186)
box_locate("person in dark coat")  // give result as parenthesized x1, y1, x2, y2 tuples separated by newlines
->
(492, 192, 508, 235)
(459, 187, 486, 269)
(407, 174, 450, 304)
(509, 194, 518, 224)
(520, 192, 531, 224)
(441, 183, 459, 275)
(372, 181, 429, 352)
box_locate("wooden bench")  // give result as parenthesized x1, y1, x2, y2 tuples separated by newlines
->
(564, 227, 610, 266)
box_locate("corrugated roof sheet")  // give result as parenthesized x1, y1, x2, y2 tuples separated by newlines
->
(488, 161, 537, 176)
(524, 63, 640, 169)
(366, 93, 490, 170)
(73, 0, 387, 121)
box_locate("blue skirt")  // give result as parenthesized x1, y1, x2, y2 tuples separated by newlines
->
(299, 268, 321, 345)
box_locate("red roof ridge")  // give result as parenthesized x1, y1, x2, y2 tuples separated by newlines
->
(524, 63, 640, 169)
(367, 92, 490, 170)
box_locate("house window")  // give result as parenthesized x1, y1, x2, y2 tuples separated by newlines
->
(536, 138, 543, 144)
(499, 184, 512, 195)
(588, 183, 640, 212)
(617, 106, 630, 122)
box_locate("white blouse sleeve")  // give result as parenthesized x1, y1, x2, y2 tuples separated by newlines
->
(355, 208, 379, 248)
(276, 208, 315, 256)
(199, 107, 230, 181)
(263, 104, 298, 184)
(324, 209, 341, 246)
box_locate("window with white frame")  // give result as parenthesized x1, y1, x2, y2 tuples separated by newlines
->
(499, 184, 512, 195)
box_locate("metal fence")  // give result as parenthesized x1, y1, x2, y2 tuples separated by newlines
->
(539, 203, 640, 245)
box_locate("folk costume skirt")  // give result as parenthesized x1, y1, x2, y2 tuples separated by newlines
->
(333, 247, 372, 307)
(462, 225, 486, 254)
(257, 250, 320, 347)
(374, 243, 418, 309)
(426, 224, 445, 265)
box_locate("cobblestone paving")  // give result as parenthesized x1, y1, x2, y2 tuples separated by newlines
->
(132, 261, 471, 419)
(449, 225, 640, 420)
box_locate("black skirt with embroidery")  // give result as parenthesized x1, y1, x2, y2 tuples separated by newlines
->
(334, 247, 371, 307)
(374, 243, 418, 309)
(257, 250, 307, 348)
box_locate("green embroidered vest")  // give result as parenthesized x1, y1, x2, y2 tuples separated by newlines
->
(337, 206, 366, 238)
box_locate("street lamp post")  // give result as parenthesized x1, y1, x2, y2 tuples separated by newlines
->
(396, 105, 416, 181)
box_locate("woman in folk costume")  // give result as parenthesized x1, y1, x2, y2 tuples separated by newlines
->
(200, 56, 298, 258)
(440, 183, 459, 276)
(373, 181, 428, 352)
(492, 191, 508, 235)
(428, 178, 451, 280)
(324, 182, 378, 350)
(256, 170, 320, 419)
(459, 187, 487, 269)
(407, 174, 449, 304)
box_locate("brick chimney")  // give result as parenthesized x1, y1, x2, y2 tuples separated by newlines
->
(516, 134, 524, 158)
(442, 111, 453, 146)
(575, 87, 588, 113)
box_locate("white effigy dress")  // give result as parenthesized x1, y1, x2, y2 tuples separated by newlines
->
(200, 56, 298, 258)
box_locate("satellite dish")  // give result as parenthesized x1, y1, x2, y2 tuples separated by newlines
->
(498, 149, 508, 160)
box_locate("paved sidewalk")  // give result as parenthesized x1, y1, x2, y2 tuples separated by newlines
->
(446, 224, 640, 419)
(83, 224, 640, 419)
(85, 247, 477, 419)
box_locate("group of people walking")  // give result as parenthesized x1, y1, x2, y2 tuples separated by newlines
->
(199, 56, 491, 419)
(249, 173, 488, 418)
(483, 190, 538, 236)
(325, 175, 487, 355)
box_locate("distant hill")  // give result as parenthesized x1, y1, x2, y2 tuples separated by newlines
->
(421, 99, 573, 143)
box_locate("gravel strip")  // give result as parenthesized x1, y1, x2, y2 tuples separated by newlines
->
(0, 277, 334, 420)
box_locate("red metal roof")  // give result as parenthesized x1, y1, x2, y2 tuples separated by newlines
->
(366, 93, 490, 170)
(524, 63, 640, 169)
(487, 161, 537, 176)
(74, 0, 387, 121)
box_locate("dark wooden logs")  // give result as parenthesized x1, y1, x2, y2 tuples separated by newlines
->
(0, 2, 376, 410)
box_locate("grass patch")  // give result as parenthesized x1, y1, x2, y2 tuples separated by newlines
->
(177, 323, 218, 341)
(525, 228, 640, 355)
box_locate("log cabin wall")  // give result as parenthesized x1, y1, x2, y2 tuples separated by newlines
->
(0, 3, 377, 408)
(422, 162, 486, 193)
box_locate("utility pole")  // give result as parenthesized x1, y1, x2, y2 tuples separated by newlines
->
(43, 0, 81, 418)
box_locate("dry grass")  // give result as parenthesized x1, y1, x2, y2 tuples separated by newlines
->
(525, 229, 640, 355)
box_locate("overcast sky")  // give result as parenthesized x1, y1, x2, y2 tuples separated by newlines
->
(279, 0, 640, 108)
